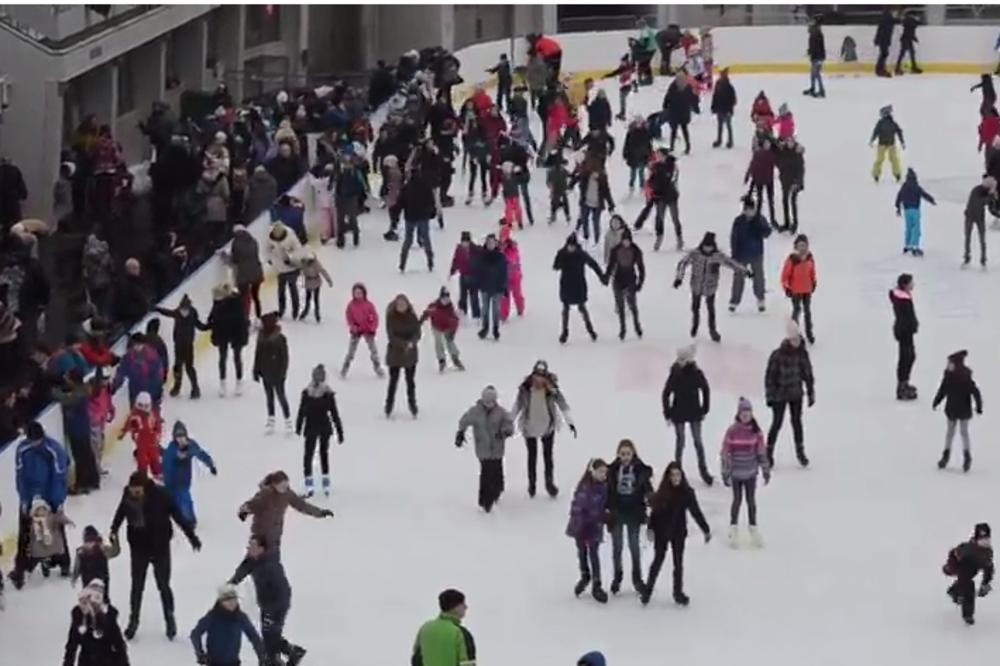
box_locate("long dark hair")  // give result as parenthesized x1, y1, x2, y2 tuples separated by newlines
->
(574, 458, 608, 494)
(650, 461, 688, 510)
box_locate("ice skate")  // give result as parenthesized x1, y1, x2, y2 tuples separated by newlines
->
(218, 379, 227, 398)
(653, 235, 664, 251)
(558, 330, 568, 344)
(304, 476, 315, 498)
(592, 584, 609, 604)
(709, 329, 721, 343)
(728, 525, 740, 548)
(464, 195, 473, 206)
(795, 446, 810, 468)
(749, 526, 764, 548)
(235, 379, 243, 396)
(265, 416, 275, 435)
(698, 466, 715, 486)
(287, 645, 307, 666)
(610, 571, 623, 595)
(545, 480, 559, 498)
(284, 418, 294, 435)
(169, 383, 181, 398)
(124, 615, 139, 640)
(673, 590, 690, 606)
(453, 359, 465, 371)
(963, 450, 972, 473)
(757, 299, 766, 313)
(574, 573, 592, 597)
(937, 449, 950, 469)
(7, 570, 23, 590)
(322, 475, 331, 497)
(728, 303, 737, 313)
(438, 359, 446, 373)
(165, 612, 177, 640)
(190, 384, 201, 399)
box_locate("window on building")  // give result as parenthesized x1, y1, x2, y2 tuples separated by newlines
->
(116, 55, 135, 115)
(245, 5, 281, 49)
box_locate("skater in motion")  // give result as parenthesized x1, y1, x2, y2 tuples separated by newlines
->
(456, 385, 515, 513)
(870, 105, 905, 183)
(71, 525, 121, 594)
(229, 535, 307, 666)
(476, 234, 508, 341)
(634, 149, 683, 251)
(721, 397, 770, 549)
(728, 195, 772, 314)
(341, 283, 384, 378)
(384, 294, 421, 418)
(566, 458, 610, 604)
(412, 589, 477, 666)
(661, 71, 699, 154)
(511, 360, 576, 498)
(296, 364, 345, 497)
(932, 350, 983, 472)
(674, 232, 747, 343)
(190, 584, 265, 666)
(963, 174, 996, 269)
(640, 462, 711, 607)
(605, 227, 645, 340)
(153, 294, 202, 399)
(780, 234, 818, 344)
(776, 137, 805, 233)
(237, 471, 333, 554)
(253, 312, 291, 435)
(764, 321, 815, 468)
(894, 168, 936, 256)
(553, 234, 605, 344)
(662, 344, 713, 485)
(943, 523, 993, 625)
(63, 579, 130, 666)
(606, 439, 653, 595)
(890, 273, 918, 401)
(161, 421, 217, 527)
(204, 281, 249, 398)
(421, 287, 464, 372)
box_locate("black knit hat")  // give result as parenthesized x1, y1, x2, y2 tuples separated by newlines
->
(460, 231, 472, 242)
(439, 286, 451, 299)
(566, 234, 580, 247)
(438, 588, 466, 612)
(974, 523, 991, 540)
(948, 350, 969, 365)
(83, 525, 100, 542)
(699, 232, 717, 250)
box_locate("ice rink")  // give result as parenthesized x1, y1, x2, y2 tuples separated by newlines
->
(4, 70, 1000, 665)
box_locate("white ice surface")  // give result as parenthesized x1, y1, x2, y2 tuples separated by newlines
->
(4, 72, 1000, 665)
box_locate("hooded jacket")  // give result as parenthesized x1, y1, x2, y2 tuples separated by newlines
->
(345, 284, 379, 336)
(730, 212, 772, 262)
(190, 603, 264, 665)
(16, 435, 69, 509)
(296, 382, 344, 439)
(895, 170, 936, 212)
(662, 361, 710, 423)
(385, 304, 422, 368)
(553, 241, 604, 305)
(932, 364, 983, 421)
(458, 398, 515, 460)
(162, 438, 216, 491)
(764, 339, 815, 404)
(238, 481, 326, 548)
(253, 326, 289, 383)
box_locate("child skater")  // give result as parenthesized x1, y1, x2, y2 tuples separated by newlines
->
(499, 224, 525, 321)
(674, 232, 747, 343)
(606, 439, 653, 595)
(894, 168, 937, 256)
(455, 385, 515, 513)
(932, 350, 983, 472)
(117, 391, 163, 480)
(720, 397, 770, 549)
(870, 105, 905, 183)
(501, 162, 524, 229)
(299, 250, 333, 323)
(780, 234, 818, 345)
(295, 364, 345, 497)
(420, 287, 464, 372)
(341, 283, 384, 378)
(161, 421, 217, 526)
(29, 497, 75, 577)
(546, 151, 572, 224)
(71, 525, 120, 595)
(87, 371, 114, 476)
(154, 294, 203, 399)
(566, 458, 610, 604)
(943, 523, 994, 625)
(310, 163, 337, 244)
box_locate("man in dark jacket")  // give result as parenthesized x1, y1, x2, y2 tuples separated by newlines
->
(0, 157, 27, 231)
(711, 68, 737, 148)
(110, 471, 202, 640)
(587, 90, 613, 133)
(112, 258, 150, 334)
(873, 9, 896, 77)
(964, 175, 996, 269)
(553, 234, 605, 344)
(662, 72, 699, 154)
(729, 195, 772, 313)
(895, 10, 922, 75)
(804, 20, 826, 97)
(190, 584, 266, 666)
(399, 168, 436, 273)
(487, 54, 513, 112)
(776, 138, 806, 233)
(230, 534, 306, 666)
(154, 294, 202, 398)
(764, 322, 815, 468)
(474, 234, 508, 340)
(944, 523, 994, 625)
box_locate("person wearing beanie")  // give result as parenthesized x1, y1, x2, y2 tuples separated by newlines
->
(237, 471, 333, 554)
(295, 364, 345, 497)
(634, 149, 683, 251)
(190, 584, 265, 666)
(894, 168, 936, 256)
(776, 135, 806, 233)
(117, 391, 164, 480)
(546, 149, 572, 224)
(449, 232, 481, 319)
(399, 165, 436, 273)
(932, 350, 983, 472)
(605, 227, 645, 340)
(511, 361, 577, 498)
(110, 471, 202, 640)
(943, 523, 994, 625)
(421, 287, 464, 372)
(662, 344, 713, 485)
(963, 173, 996, 269)
(204, 281, 250, 398)
(720, 397, 770, 548)
(475, 234, 508, 341)
(499, 225, 526, 322)
(63, 577, 130, 666)
(567, 458, 610, 603)
(456, 385, 515, 512)
(606, 439, 653, 595)
(729, 195, 772, 314)
(889, 272, 918, 400)
(298, 250, 333, 323)
(870, 105, 905, 183)
(780, 234, 818, 344)
(253, 312, 292, 435)
(674, 232, 747, 342)
(578, 651, 607, 666)
(412, 589, 476, 666)
(154, 294, 204, 399)
(341, 283, 385, 378)
(764, 321, 815, 468)
(72, 525, 121, 598)
(553, 234, 606, 344)
(162, 421, 217, 526)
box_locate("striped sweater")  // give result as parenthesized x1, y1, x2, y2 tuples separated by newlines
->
(720, 421, 770, 482)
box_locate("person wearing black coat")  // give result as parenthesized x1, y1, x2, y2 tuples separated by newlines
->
(498, 136, 535, 226)
(662, 345, 713, 485)
(553, 234, 605, 344)
(110, 471, 201, 640)
(661, 72, 699, 154)
(776, 137, 806, 233)
(265, 142, 303, 195)
(605, 228, 645, 340)
(641, 462, 710, 606)
(568, 161, 615, 243)
(890, 272, 918, 401)
(932, 350, 983, 472)
(711, 68, 737, 147)
(111, 263, 150, 333)
(606, 440, 653, 595)
(63, 581, 130, 666)
(895, 10, 922, 75)
(474, 234, 508, 340)
(0, 157, 27, 231)
(296, 364, 345, 497)
(622, 121, 652, 192)
(254, 313, 291, 433)
(873, 9, 896, 77)
(764, 323, 815, 468)
(587, 90, 613, 133)
(804, 20, 826, 98)
(634, 152, 682, 251)
(944, 523, 994, 625)
(204, 284, 249, 397)
(154, 295, 202, 399)
(399, 169, 436, 273)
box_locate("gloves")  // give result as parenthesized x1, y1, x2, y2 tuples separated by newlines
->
(745, 268, 754, 278)
(979, 583, 992, 597)
(238, 508, 249, 522)
(807, 392, 816, 408)
(703, 531, 712, 544)
(635, 281, 643, 293)
(321, 509, 335, 518)
(197, 656, 208, 665)
(455, 432, 465, 448)
(785, 288, 793, 299)
(337, 432, 345, 444)
(210, 467, 218, 476)
(569, 424, 578, 438)
(672, 279, 682, 289)
(189, 535, 202, 552)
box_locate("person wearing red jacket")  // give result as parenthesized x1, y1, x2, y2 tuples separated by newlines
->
(450, 231, 481, 319)
(118, 391, 163, 479)
(978, 107, 999, 154)
(471, 86, 494, 117)
(420, 287, 464, 372)
(79, 330, 118, 369)
(531, 34, 563, 82)
(545, 96, 570, 161)
(780, 234, 818, 344)
(341, 283, 384, 378)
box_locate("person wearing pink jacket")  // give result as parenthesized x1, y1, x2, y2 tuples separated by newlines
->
(87, 372, 115, 475)
(499, 225, 525, 321)
(774, 103, 796, 140)
(340, 283, 385, 378)
(720, 397, 770, 549)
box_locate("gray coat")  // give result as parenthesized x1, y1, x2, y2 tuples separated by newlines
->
(458, 400, 515, 460)
(675, 248, 745, 297)
(230, 230, 264, 287)
(526, 56, 549, 92)
(245, 170, 278, 223)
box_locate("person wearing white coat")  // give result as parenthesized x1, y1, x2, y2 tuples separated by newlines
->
(267, 222, 303, 319)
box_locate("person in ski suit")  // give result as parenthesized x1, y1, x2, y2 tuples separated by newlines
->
(341, 283, 384, 378)
(870, 105, 905, 183)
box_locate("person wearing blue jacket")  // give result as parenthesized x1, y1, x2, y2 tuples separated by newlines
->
(190, 584, 266, 666)
(162, 421, 217, 527)
(473, 234, 509, 341)
(9, 421, 70, 588)
(270, 195, 307, 245)
(112, 333, 166, 408)
(728, 195, 772, 313)
(894, 168, 937, 256)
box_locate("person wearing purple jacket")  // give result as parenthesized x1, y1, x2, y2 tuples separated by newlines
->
(112, 333, 165, 409)
(566, 458, 610, 604)
(744, 138, 777, 224)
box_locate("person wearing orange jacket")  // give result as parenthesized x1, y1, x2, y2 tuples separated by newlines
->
(781, 234, 817, 345)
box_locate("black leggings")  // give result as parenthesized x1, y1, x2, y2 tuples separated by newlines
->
(172, 343, 198, 390)
(730, 477, 758, 525)
(767, 400, 804, 454)
(386, 365, 417, 411)
(896, 333, 915, 384)
(690, 293, 717, 335)
(301, 287, 321, 320)
(781, 183, 801, 230)
(669, 123, 690, 153)
(751, 181, 776, 223)
(263, 379, 290, 418)
(525, 434, 555, 485)
(468, 158, 488, 197)
(129, 548, 173, 620)
(217, 342, 244, 381)
(646, 537, 685, 596)
(304, 433, 330, 476)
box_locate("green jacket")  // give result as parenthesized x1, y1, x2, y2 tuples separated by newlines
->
(412, 614, 476, 666)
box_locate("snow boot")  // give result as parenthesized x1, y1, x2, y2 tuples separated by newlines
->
(219, 379, 227, 398)
(591, 583, 609, 604)
(574, 573, 592, 597)
(963, 450, 972, 473)
(795, 445, 810, 468)
(937, 449, 950, 469)
(165, 612, 177, 640)
(304, 476, 315, 498)
(322, 475, 331, 497)
(610, 570, 623, 595)
(287, 645, 308, 666)
(728, 525, 740, 549)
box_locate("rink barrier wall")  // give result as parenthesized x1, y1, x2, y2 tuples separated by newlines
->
(0, 179, 314, 565)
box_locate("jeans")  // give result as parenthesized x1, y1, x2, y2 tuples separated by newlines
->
(690, 293, 717, 336)
(261, 604, 291, 662)
(609, 520, 641, 580)
(628, 165, 647, 189)
(766, 400, 805, 461)
(673, 421, 708, 471)
(342, 334, 381, 375)
(478, 459, 505, 510)
(479, 292, 502, 336)
(336, 198, 360, 248)
(730, 477, 758, 525)
(304, 433, 331, 476)
(896, 333, 916, 383)
(715, 113, 734, 146)
(809, 60, 825, 95)
(386, 365, 417, 412)
(468, 158, 488, 197)
(945, 419, 971, 453)
(576, 205, 602, 242)
(730, 256, 765, 306)
(645, 537, 685, 596)
(964, 217, 987, 264)
(781, 182, 802, 231)
(263, 379, 290, 419)
(791, 293, 814, 340)
(903, 208, 921, 249)
(576, 539, 602, 584)
(400, 219, 433, 271)
(613, 287, 641, 335)
(458, 275, 480, 318)
(750, 181, 776, 224)
(277, 271, 300, 319)
(432, 329, 461, 365)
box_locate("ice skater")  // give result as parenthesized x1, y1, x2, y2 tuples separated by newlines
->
(764, 321, 815, 468)
(721, 397, 770, 548)
(606, 439, 653, 595)
(455, 385, 515, 513)
(295, 364, 345, 497)
(566, 458, 610, 604)
(674, 232, 747, 343)
(943, 523, 993, 625)
(870, 105, 905, 183)
(662, 344, 713, 484)
(895, 168, 936, 256)
(890, 273, 919, 401)
(161, 421, 217, 527)
(780, 234, 818, 344)
(341, 283, 384, 378)
(932, 350, 983, 472)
